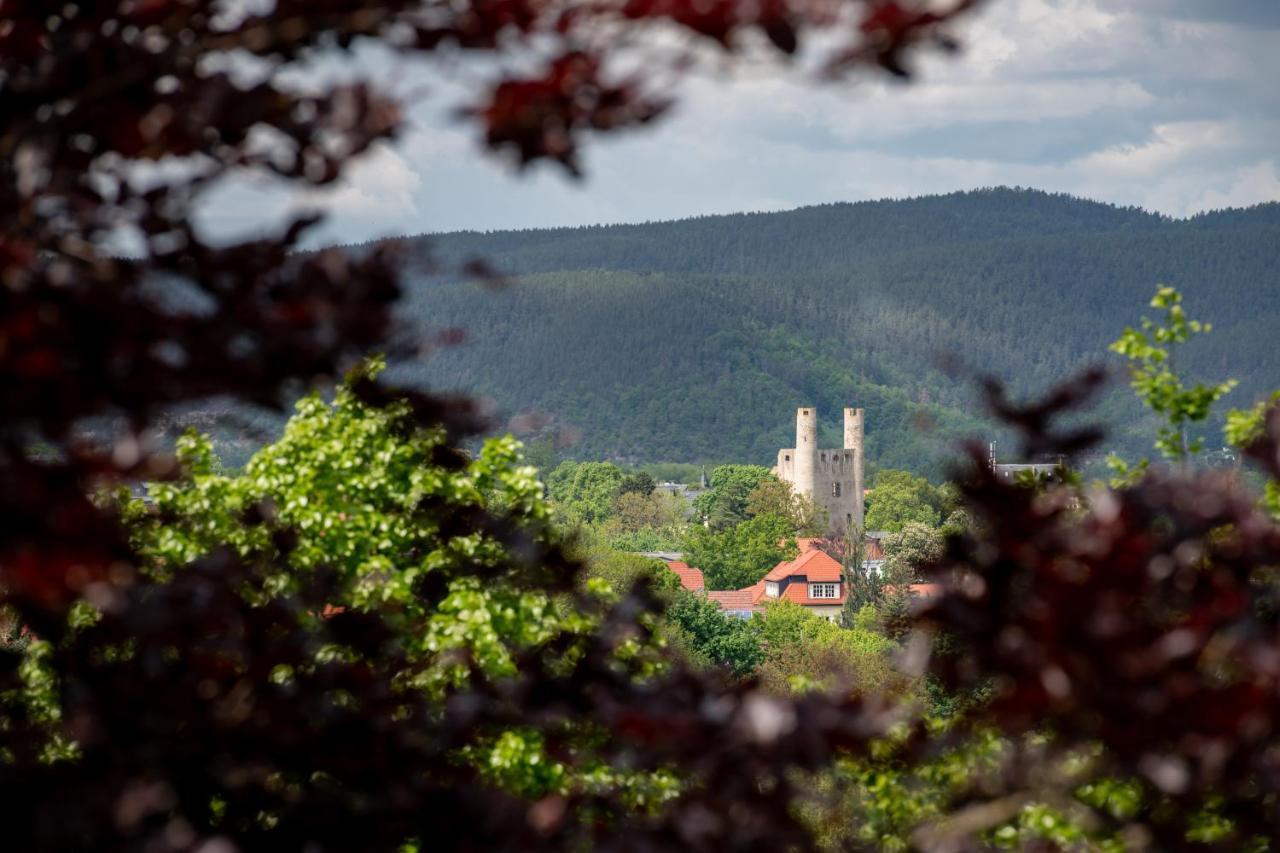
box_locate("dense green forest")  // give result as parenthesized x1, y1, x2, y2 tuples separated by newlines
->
(381, 188, 1279, 476)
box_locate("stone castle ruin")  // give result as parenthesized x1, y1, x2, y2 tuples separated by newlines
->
(773, 407, 865, 537)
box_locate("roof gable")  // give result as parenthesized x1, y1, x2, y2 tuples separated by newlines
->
(666, 561, 706, 592)
(764, 548, 843, 583)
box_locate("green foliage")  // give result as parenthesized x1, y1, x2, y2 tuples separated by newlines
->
(683, 513, 796, 591)
(119, 366, 694, 806)
(126, 361, 569, 696)
(1225, 392, 1280, 516)
(864, 470, 943, 533)
(881, 523, 945, 582)
(601, 490, 687, 552)
(546, 460, 625, 525)
(755, 602, 902, 697)
(638, 462, 703, 486)
(664, 591, 762, 677)
(938, 508, 971, 539)
(875, 523, 944, 641)
(852, 603, 880, 633)
(877, 588, 913, 644)
(840, 537, 879, 626)
(1224, 393, 1278, 448)
(6, 638, 80, 764)
(796, 728, 1009, 851)
(1110, 285, 1238, 463)
(619, 471, 656, 496)
(583, 547, 680, 599)
(693, 464, 775, 530)
(1105, 453, 1151, 489)
(745, 478, 826, 535)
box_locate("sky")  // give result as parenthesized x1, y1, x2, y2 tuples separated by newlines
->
(197, 0, 1280, 246)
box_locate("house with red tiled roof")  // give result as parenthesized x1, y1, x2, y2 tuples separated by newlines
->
(707, 542, 847, 622)
(665, 560, 705, 592)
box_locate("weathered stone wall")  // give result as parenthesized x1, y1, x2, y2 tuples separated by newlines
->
(812, 449, 860, 536)
(774, 406, 866, 538)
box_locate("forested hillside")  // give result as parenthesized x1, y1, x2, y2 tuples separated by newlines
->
(382, 188, 1280, 475)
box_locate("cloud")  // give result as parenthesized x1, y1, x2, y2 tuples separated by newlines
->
(292, 143, 423, 242)
(1098, 0, 1280, 29)
(1193, 161, 1280, 211)
(194, 142, 423, 246)
(191, 0, 1280, 238)
(1076, 121, 1233, 178)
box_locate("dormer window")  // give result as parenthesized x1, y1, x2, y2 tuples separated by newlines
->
(766, 581, 780, 598)
(809, 583, 839, 599)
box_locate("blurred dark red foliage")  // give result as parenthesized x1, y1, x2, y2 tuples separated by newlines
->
(920, 374, 1280, 847)
(470, 51, 669, 175)
(0, 1, 985, 850)
(10, 0, 1280, 849)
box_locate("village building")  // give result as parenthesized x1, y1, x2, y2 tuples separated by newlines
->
(773, 407, 865, 538)
(706, 541, 847, 622)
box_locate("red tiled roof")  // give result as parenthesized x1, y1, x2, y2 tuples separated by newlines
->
(666, 561, 705, 592)
(708, 545, 851, 614)
(863, 539, 885, 561)
(764, 548, 843, 583)
(707, 583, 763, 611)
(709, 577, 846, 610)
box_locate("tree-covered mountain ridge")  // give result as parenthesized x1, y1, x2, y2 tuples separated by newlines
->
(383, 187, 1279, 475)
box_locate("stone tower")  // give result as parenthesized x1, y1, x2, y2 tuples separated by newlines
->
(843, 407, 865, 532)
(793, 407, 817, 499)
(774, 407, 865, 538)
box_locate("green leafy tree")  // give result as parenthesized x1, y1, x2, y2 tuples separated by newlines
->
(124, 360, 567, 692)
(881, 523, 943, 584)
(745, 478, 827, 535)
(121, 365, 681, 804)
(1110, 285, 1238, 465)
(619, 471, 657, 497)
(840, 533, 881, 626)
(939, 508, 972, 538)
(612, 491, 683, 531)
(546, 460, 626, 525)
(878, 522, 944, 641)
(603, 490, 687, 551)
(582, 546, 681, 598)
(1225, 391, 1280, 517)
(683, 513, 796, 591)
(664, 591, 763, 677)
(754, 601, 902, 697)
(693, 465, 775, 530)
(864, 470, 943, 532)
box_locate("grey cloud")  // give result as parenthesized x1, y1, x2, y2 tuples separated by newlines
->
(1099, 0, 1280, 28)
(190, 0, 1279, 241)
